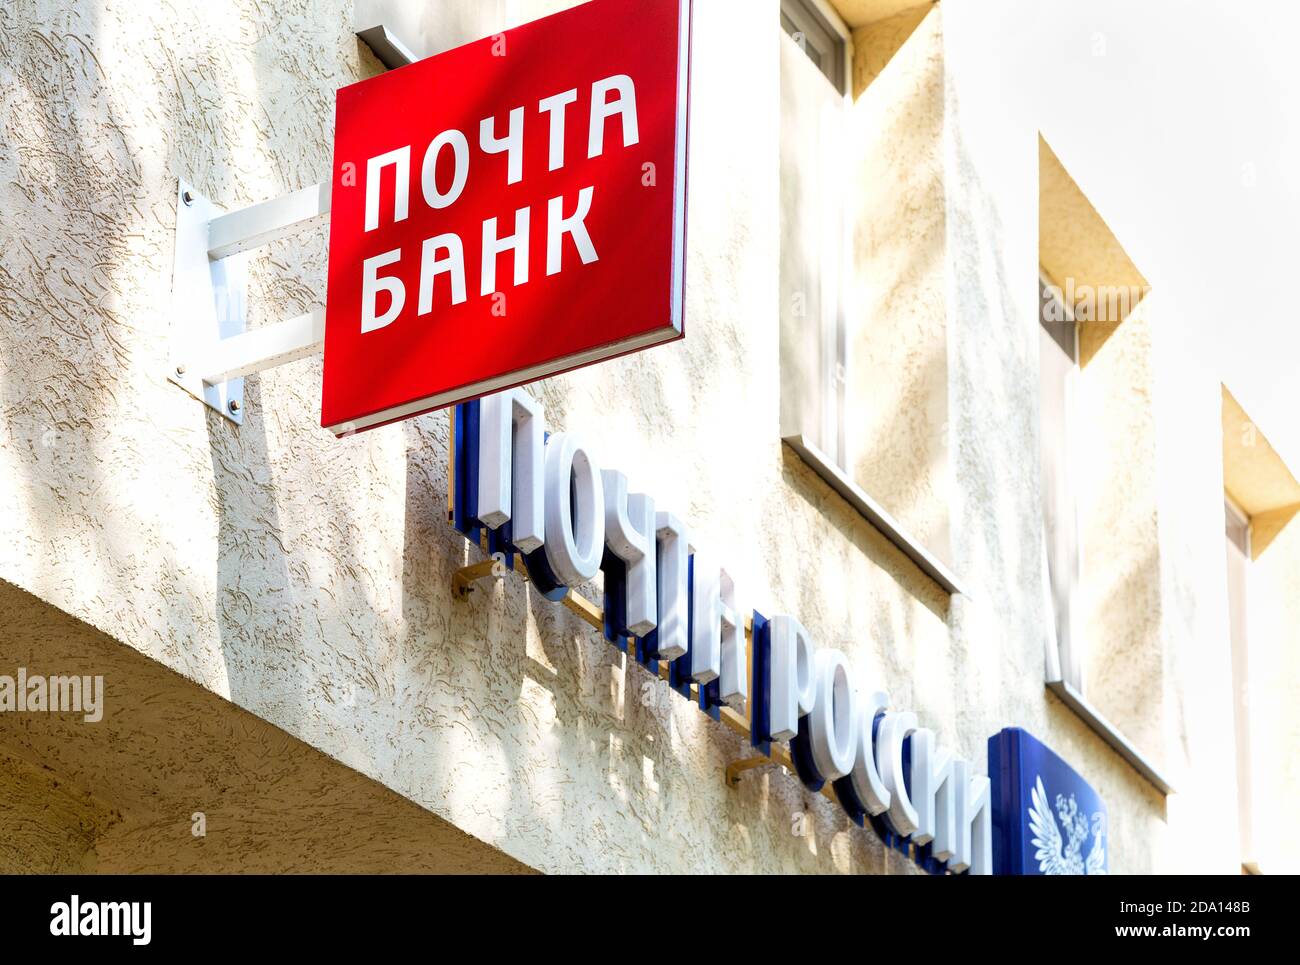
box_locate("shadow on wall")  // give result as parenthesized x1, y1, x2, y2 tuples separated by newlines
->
(0, 1, 201, 645)
(396, 418, 686, 868)
(847, 3, 953, 568)
(1038, 136, 1149, 367)
(200, 4, 378, 768)
(779, 444, 949, 623)
(0, 0, 414, 811)
(397, 410, 927, 873)
(0, 578, 536, 873)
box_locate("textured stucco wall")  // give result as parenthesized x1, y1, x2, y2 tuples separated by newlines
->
(0, 579, 535, 873)
(0, 748, 112, 873)
(1038, 125, 1250, 874)
(1146, 305, 1242, 873)
(1221, 389, 1300, 873)
(0, 0, 928, 876)
(0, 0, 1247, 874)
(1249, 513, 1300, 872)
(941, 0, 1183, 873)
(845, 6, 952, 562)
(1075, 296, 1165, 758)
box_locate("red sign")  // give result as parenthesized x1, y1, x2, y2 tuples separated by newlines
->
(322, 0, 692, 434)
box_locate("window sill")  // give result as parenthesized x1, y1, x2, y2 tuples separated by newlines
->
(1046, 678, 1175, 795)
(782, 434, 967, 597)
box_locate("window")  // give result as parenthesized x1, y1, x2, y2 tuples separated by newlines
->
(1039, 276, 1083, 688)
(777, 1, 960, 592)
(781, 0, 847, 95)
(1038, 136, 1172, 794)
(779, 0, 848, 467)
(1220, 386, 1300, 871)
(1038, 259, 1172, 793)
(1224, 498, 1254, 869)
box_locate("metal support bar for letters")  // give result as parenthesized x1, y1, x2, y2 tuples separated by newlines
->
(725, 756, 773, 788)
(452, 554, 509, 599)
(168, 179, 331, 424)
(449, 529, 822, 798)
(447, 404, 829, 801)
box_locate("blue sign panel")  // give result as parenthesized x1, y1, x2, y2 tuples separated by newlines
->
(989, 727, 1107, 875)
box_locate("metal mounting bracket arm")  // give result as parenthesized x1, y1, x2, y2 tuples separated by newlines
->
(168, 180, 332, 424)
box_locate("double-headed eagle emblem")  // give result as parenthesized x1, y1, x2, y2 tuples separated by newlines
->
(1027, 775, 1106, 875)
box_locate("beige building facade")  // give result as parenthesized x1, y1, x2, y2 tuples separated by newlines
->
(0, 0, 1297, 874)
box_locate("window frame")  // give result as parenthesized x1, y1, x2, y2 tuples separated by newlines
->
(1224, 494, 1256, 870)
(779, 0, 852, 467)
(776, 0, 965, 597)
(780, 0, 850, 96)
(1039, 272, 1084, 690)
(1037, 271, 1174, 795)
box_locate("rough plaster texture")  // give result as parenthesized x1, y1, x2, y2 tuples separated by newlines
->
(939, 0, 1239, 874)
(0, 0, 1268, 874)
(1146, 307, 1242, 872)
(1248, 510, 1300, 872)
(833, 0, 932, 30)
(1037, 98, 1264, 871)
(1035, 138, 1246, 872)
(0, 0, 931, 876)
(0, 580, 535, 872)
(1222, 388, 1300, 539)
(1038, 135, 1147, 368)
(1075, 296, 1165, 757)
(850, 3, 929, 93)
(845, 6, 952, 562)
(0, 748, 116, 873)
(1219, 388, 1300, 872)
(1034, 124, 1258, 873)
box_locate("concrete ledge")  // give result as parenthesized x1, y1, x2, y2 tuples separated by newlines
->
(0, 579, 537, 873)
(1047, 678, 1175, 795)
(783, 434, 966, 596)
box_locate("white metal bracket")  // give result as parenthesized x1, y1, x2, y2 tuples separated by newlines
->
(355, 23, 417, 69)
(168, 179, 331, 425)
(167, 16, 419, 426)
